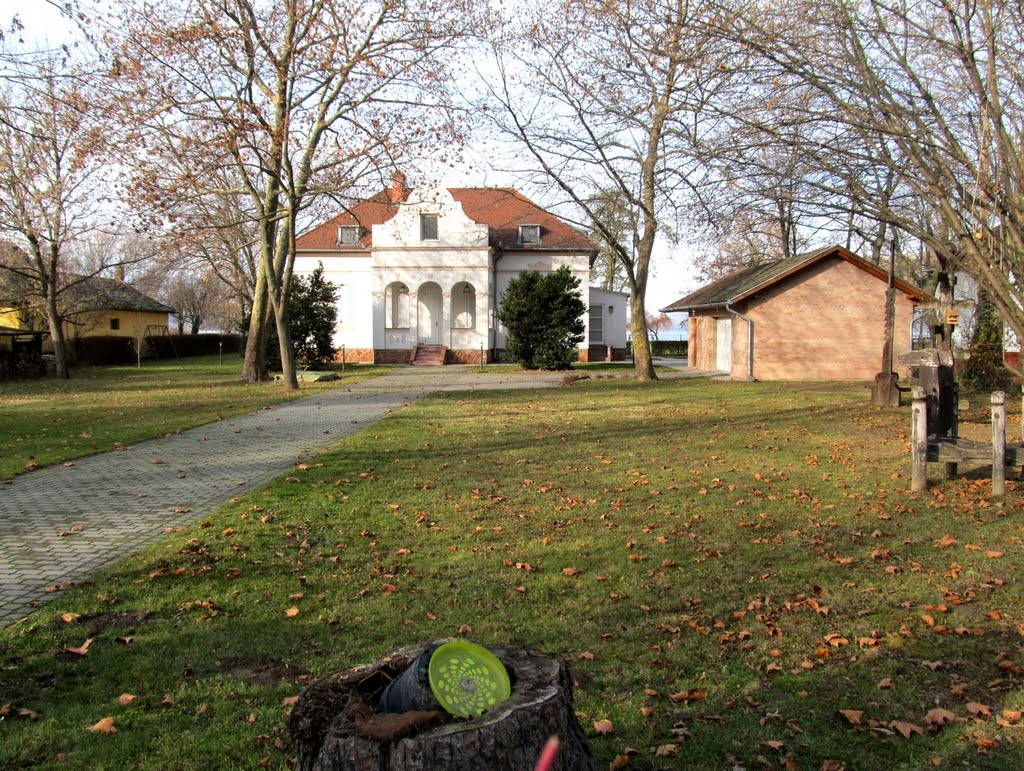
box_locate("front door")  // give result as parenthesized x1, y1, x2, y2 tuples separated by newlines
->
(417, 283, 442, 344)
(715, 317, 732, 372)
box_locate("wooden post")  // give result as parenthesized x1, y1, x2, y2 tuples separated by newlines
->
(992, 391, 1006, 497)
(912, 386, 928, 493)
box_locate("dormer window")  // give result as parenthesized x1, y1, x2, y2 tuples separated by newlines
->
(420, 213, 439, 241)
(337, 226, 360, 245)
(518, 224, 541, 245)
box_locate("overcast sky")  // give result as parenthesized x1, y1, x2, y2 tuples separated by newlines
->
(5, 1, 698, 333)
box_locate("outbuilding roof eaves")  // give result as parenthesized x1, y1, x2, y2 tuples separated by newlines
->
(661, 245, 930, 312)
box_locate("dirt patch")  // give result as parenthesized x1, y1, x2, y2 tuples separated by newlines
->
(76, 611, 151, 636)
(219, 654, 311, 686)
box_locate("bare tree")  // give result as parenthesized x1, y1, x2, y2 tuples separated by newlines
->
(722, 0, 1024, 372)
(587, 190, 632, 292)
(646, 312, 673, 342)
(160, 270, 227, 334)
(114, 0, 474, 388)
(0, 54, 116, 378)
(484, 0, 732, 381)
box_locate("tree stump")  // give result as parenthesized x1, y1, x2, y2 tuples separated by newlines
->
(289, 640, 596, 771)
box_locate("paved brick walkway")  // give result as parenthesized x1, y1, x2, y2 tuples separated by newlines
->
(0, 367, 571, 625)
(0, 363, 714, 626)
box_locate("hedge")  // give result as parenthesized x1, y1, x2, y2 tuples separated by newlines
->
(68, 334, 243, 366)
(626, 339, 689, 358)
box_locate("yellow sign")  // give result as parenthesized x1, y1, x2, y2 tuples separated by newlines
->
(946, 310, 960, 325)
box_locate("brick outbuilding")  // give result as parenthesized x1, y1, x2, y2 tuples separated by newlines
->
(661, 245, 930, 380)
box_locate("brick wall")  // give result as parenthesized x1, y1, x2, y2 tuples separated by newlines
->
(447, 348, 491, 365)
(372, 349, 411, 364)
(688, 256, 918, 380)
(334, 348, 375, 363)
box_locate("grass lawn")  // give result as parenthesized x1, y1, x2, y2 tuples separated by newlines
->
(0, 356, 390, 480)
(2, 378, 1024, 769)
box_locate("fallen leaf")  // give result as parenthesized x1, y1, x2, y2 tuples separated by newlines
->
(761, 740, 785, 751)
(63, 638, 93, 656)
(578, 651, 594, 661)
(925, 708, 956, 728)
(60, 612, 80, 624)
(282, 696, 299, 707)
(839, 710, 863, 725)
(890, 720, 924, 738)
(160, 694, 175, 708)
(562, 567, 581, 577)
(967, 702, 991, 717)
(86, 717, 116, 734)
(654, 743, 679, 756)
(593, 718, 614, 735)
(877, 678, 894, 689)
(117, 694, 135, 706)
(934, 533, 957, 548)
(285, 607, 300, 618)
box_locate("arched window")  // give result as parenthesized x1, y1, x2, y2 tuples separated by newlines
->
(451, 282, 476, 329)
(385, 282, 410, 329)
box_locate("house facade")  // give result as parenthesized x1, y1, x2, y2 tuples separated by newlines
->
(294, 179, 628, 365)
(662, 245, 929, 380)
(0, 273, 174, 345)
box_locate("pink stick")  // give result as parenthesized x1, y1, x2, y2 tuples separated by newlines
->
(534, 735, 560, 771)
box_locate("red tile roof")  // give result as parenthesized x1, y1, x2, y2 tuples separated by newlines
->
(295, 186, 594, 253)
(294, 190, 400, 250)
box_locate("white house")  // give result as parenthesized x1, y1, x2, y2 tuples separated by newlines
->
(294, 177, 628, 365)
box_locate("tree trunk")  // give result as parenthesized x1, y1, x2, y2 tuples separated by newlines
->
(43, 290, 70, 380)
(289, 641, 596, 771)
(241, 269, 271, 383)
(273, 297, 299, 390)
(630, 287, 657, 381)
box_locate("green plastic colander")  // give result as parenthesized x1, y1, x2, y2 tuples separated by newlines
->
(427, 641, 511, 717)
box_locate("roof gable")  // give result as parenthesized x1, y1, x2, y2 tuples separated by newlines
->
(449, 188, 593, 251)
(295, 185, 594, 253)
(661, 245, 929, 312)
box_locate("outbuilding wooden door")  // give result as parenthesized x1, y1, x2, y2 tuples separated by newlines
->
(715, 317, 732, 373)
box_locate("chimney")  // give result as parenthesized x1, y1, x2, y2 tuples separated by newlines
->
(389, 171, 409, 203)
